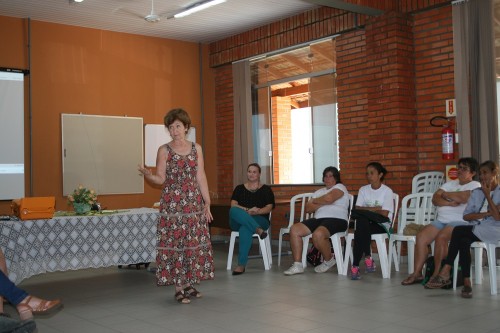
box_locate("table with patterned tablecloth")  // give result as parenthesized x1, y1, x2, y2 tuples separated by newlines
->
(0, 208, 159, 284)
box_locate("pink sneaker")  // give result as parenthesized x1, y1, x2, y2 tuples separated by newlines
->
(365, 257, 376, 273)
(350, 266, 360, 280)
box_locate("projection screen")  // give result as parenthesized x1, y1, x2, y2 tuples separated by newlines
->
(0, 69, 24, 200)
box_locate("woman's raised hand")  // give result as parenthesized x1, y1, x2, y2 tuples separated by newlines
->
(481, 178, 492, 197)
(138, 164, 152, 176)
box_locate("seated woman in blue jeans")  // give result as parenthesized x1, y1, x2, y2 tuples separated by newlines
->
(229, 163, 275, 275)
(0, 249, 61, 321)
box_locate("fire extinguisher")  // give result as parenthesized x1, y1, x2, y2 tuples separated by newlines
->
(430, 116, 454, 160)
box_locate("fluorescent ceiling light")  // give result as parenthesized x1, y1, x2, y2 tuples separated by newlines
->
(174, 0, 226, 18)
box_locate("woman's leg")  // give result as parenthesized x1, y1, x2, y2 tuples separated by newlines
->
(312, 219, 348, 261)
(352, 217, 371, 267)
(353, 218, 385, 266)
(414, 225, 440, 277)
(0, 250, 7, 313)
(432, 226, 455, 278)
(0, 270, 28, 307)
(426, 226, 479, 290)
(289, 222, 313, 262)
(442, 226, 480, 280)
(229, 207, 269, 266)
(312, 227, 332, 261)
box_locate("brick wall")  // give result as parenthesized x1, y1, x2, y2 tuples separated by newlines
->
(339, 11, 418, 197)
(414, 6, 456, 171)
(272, 96, 293, 184)
(212, 1, 455, 237)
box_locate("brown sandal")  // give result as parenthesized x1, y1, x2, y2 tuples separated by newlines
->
(17, 296, 62, 320)
(401, 275, 424, 286)
(183, 286, 202, 298)
(174, 291, 190, 304)
(424, 275, 451, 289)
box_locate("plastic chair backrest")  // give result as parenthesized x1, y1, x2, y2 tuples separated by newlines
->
(285, 193, 314, 229)
(411, 171, 444, 194)
(398, 192, 434, 235)
(347, 193, 354, 221)
(391, 193, 399, 227)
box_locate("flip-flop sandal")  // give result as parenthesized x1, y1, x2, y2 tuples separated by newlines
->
(183, 286, 202, 298)
(461, 286, 473, 298)
(174, 291, 190, 304)
(424, 275, 451, 289)
(401, 275, 424, 286)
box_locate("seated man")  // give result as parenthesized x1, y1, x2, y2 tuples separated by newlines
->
(401, 157, 480, 285)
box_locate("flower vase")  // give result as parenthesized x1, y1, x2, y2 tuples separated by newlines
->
(73, 203, 91, 215)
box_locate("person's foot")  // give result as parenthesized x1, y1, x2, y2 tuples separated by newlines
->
(232, 266, 245, 275)
(16, 296, 62, 320)
(284, 262, 304, 275)
(461, 285, 473, 298)
(364, 257, 376, 273)
(424, 275, 451, 289)
(183, 285, 202, 298)
(256, 228, 268, 239)
(350, 266, 361, 280)
(314, 256, 336, 273)
(174, 290, 190, 304)
(401, 274, 424, 286)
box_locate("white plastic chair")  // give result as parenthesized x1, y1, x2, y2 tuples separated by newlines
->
(485, 241, 500, 295)
(388, 192, 434, 277)
(412, 171, 445, 194)
(452, 241, 486, 290)
(226, 212, 273, 270)
(300, 194, 354, 274)
(403, 172, 443, 225)
(342, 193, 399, 279)
(277, 193, 314, 266)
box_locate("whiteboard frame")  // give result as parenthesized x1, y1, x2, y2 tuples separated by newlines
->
(61, 114, 144, 196)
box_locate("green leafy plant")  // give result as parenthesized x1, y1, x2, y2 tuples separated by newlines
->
(68, 185, 97, 206)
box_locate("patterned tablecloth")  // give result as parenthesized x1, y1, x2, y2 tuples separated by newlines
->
(0, 208, 159, 284)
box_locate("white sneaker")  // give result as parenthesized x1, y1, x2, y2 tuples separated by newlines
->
(314, 257, 336, 273)
(284, 262, 304, 275)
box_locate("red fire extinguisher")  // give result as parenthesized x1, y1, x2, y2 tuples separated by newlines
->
(430, 116, 454, 160)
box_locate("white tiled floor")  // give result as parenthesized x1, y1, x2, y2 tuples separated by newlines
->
(6, 242, 500, 333)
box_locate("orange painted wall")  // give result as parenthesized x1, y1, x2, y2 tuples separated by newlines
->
(0, 16, 216, 214)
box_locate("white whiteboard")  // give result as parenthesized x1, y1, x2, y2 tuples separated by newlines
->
(144, 124, 196, 167)
(62, 114, 144, 195)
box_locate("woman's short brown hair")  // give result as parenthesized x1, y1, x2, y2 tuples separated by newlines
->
(164, 108, 191, 130)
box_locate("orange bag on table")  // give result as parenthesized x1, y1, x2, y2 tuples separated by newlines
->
(11, 197, 56, 220)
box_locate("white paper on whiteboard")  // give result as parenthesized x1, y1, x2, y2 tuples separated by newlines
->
(144, 124, 196, 167)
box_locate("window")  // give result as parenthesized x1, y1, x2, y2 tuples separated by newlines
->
(250, 39, 338, 185)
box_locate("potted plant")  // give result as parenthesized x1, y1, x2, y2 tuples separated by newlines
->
(68, 185, 97, 215)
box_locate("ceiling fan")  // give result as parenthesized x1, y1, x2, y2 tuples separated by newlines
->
(115, 0, 171, 23)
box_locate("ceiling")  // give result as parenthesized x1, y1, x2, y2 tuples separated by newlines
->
(0, 0, 320, 43)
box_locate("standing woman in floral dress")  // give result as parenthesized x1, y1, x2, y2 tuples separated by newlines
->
(139, 108, 214, 304)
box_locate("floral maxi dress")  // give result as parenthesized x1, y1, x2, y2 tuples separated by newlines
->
(156, 143, 214, 286)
